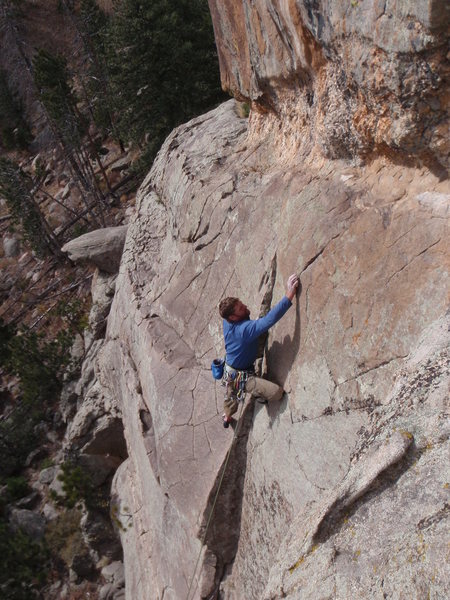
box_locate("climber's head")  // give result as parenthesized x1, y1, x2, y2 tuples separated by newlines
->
(219, 298, 250, 322)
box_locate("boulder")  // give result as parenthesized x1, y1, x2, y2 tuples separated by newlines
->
(10, 508, 46, 539)
(101, 561, 125, 587)
(3, 236, 20, 257)
(60, 379, 79, 423)
(61, 182, 72, 200)
(39, 466, 58, 485)
(42, 502, 59, 522)
(70, 334, 85, 365)
(75, 339, 103, 399)
(62, 226, 128, 273)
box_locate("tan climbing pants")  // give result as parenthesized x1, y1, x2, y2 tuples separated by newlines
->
(223, 375, 283, 418)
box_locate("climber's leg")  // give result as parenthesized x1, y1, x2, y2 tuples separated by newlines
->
(245, 376, 283, 403)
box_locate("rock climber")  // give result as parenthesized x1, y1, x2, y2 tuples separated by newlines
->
(218, 273, 299, 428)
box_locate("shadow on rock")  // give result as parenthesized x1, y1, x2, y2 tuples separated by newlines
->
(266, 283, 302, 388)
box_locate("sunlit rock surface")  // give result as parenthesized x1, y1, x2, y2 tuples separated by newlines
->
(208, 0, 449, 169)
(97, 99, 448, 599)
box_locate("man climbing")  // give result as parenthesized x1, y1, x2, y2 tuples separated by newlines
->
(218, 273, 299, 428)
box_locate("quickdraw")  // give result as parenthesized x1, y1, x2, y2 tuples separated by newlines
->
(222, 364, 254, 401)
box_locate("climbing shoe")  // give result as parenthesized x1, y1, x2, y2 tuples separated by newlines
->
(223, 414, 232, 428)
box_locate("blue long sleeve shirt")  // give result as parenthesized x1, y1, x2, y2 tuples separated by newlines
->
(223, 296, 292, 370)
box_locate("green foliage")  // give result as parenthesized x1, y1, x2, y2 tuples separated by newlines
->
(104, 0, 225, 174)
(40, 457, 54, 470)
(33, 49, 85, 147)
(1, 0, 26, 21)
(0, 317, 76, 477)
(0, 157, 52, 257)
(53, 298, 90, 337)
(0, 319, 14, 365)
(239, 102, 250, 118)
(70, 222, 89, 238)
(51, 461, 94, 509)
(80, 0, 109, 56)
(78, 0, 115, 136)
(0, 515, 49, 600)
(4, 476, 31, 502)
(110, 502, 133, 531)
(0, 399, 40, 478)
(45, 508, 84, 566)
(5, 327, 73, 405)
(0, 70, 31, 149)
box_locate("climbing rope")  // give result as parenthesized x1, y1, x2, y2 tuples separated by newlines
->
(186, 400, 246, 600)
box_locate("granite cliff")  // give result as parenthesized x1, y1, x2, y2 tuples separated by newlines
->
(67, 2, 449, 598)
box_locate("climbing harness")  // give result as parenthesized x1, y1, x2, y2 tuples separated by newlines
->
(186, 399, 245, 600)
(222, 363, 254, 402)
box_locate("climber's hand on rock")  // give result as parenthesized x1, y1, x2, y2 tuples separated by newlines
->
(286, 274, 299, 301)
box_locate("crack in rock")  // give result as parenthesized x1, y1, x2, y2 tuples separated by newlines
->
(272, 430, 413, 587)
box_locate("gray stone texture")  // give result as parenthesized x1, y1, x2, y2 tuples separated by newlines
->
(3, 236, 20, 257)
(10, 508, 46, 539)
(95, 99, 449, 599)
(88, 271, 117, 340)
(39, 466, 58, 485)
(62, 226, 128, 273)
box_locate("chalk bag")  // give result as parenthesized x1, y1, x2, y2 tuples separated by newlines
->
(211, 358, 225, 380)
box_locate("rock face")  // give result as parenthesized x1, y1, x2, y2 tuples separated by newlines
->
(208, 0, 449, 169)
(70, 3, 450, 598)
(95, 96, 449, 600)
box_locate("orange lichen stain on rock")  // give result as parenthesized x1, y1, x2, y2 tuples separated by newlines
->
(287, 0, 326, 72)
(352, 331, 362, 345)
(353, 102, 371, 131)
(374, 116, 393, 144)
(210, 0, 252, 95)
(251, 4, 266, 57)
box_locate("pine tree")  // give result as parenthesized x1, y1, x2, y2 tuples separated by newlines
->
(105, 0, 225, 173)
(32, 48, 107, 226)
(0, 158, 62, 258)
(33, 49, 84, 147)
(0, 69, 31, 149)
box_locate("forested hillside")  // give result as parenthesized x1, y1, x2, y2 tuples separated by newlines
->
(0, 1, 224, 598)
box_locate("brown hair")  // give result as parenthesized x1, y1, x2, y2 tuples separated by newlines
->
(219, 297, 238, 320)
